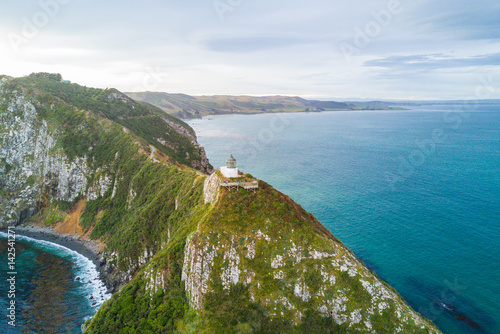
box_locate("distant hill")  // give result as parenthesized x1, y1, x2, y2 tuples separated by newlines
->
(126, 92, 402, 118)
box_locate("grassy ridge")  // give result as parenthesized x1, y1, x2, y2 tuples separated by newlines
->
(17, 73, 207, 168)
(2, 73, 209, 267)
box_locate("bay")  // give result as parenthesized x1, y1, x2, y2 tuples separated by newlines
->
(0, 233, 110, 333)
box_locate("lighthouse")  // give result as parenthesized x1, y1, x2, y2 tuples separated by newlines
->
(220, 155, 239, 178)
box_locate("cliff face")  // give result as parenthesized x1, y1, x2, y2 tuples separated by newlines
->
(177, 182, 440, 333)
(0, 73, 441, 333)
(0, 73, 211, 289)
(0, 77, 87, 225)
(0, 73, 210, 225)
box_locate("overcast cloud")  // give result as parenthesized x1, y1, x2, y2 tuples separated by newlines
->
(1, 0, 499, 99)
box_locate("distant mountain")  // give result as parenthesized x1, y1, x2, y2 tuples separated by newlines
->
(126, 92, 402, 118)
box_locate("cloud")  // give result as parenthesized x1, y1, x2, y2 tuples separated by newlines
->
(203, 35, 312, 53)
(365, 53, 500, 70)
(399, 0, 500, 41)
(0, 0, 498, 99)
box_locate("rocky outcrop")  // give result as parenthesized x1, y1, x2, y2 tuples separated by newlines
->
(0, 87, 88, 226)
(0, 74, 212, 226)
(161, 117, 195, 141)
(181, 232, 217, 309)
(191, 146, 212, 174)
(181, 227, 440, 333)
(176, 180, 442, 333)
(159, 116, 212, 173)
(203, 172, 220, 204)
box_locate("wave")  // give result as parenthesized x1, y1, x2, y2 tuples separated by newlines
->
(0, 232, 111, 308)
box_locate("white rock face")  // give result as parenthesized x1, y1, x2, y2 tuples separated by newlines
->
(271, 255, 284, 269)
(179, 224, 440, 333)
(246, 239, 256, 259)
(294, 279, 311, 302)
(220, 239, 241, 289)
(182, 233, 219, 309)
(0, 89, 88, 224)
(350, 309, 363, 325)
(87, 172, 113, 201)
(161, 117, 195, 141)
(127, 188, 137, 209)
(144, 266, 166, 296)
(203, 173, 220, 204)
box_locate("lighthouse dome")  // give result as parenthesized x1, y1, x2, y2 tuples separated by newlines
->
(226, 155, 237, 169)
(221, 154, 239, 178)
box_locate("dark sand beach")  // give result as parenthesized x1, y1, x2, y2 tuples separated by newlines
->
(1, 225, 104, 274)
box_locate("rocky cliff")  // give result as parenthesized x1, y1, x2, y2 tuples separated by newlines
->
(0, 73, 441, 333)
(0, 73, 211, 290)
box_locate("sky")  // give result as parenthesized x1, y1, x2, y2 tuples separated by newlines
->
(1, 0, 499, 100)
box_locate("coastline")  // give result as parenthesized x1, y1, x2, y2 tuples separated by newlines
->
(180, 107, 408, 120)
(0, 225, 111, 292)
(20, 225, 101, 263)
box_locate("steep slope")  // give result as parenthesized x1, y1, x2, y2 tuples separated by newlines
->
(0, 73, 210, 286)
(0, 73, 440, 333)
(85, 177, 440, 333)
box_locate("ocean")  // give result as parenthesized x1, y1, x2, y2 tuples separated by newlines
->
(0, 233, 110, 333)
(0, 104, 497, 334)
(187, 104, 500, 334)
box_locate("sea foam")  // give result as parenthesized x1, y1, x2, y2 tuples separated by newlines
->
(0, 232, 111, 308)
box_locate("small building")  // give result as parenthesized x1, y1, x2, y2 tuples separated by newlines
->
(60, 80, 71, 84)
(219, 155, 259, 192)
(220, 155, 239, 178)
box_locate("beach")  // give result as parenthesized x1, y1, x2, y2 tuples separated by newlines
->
(1, 225, 107, 285)
(0, 224, 113, 333)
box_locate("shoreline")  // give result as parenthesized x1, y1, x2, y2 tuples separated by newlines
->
(0, 225, 111, 291)
(180, 107, 409, 120)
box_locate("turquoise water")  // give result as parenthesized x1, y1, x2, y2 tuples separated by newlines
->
(0, 233, 110, 333)
(188, 105, 500, 334)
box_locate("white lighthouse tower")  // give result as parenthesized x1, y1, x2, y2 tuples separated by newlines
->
(220, 155, 239, 178)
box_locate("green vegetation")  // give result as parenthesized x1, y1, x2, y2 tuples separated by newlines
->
(86, 242, 189, 333)
(43, 203, 67, 226)
(187, 184, 433, 333)
(17, 73, 207, 168)
(86, 180, 438, 333)
(1, 72, 210, 265)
